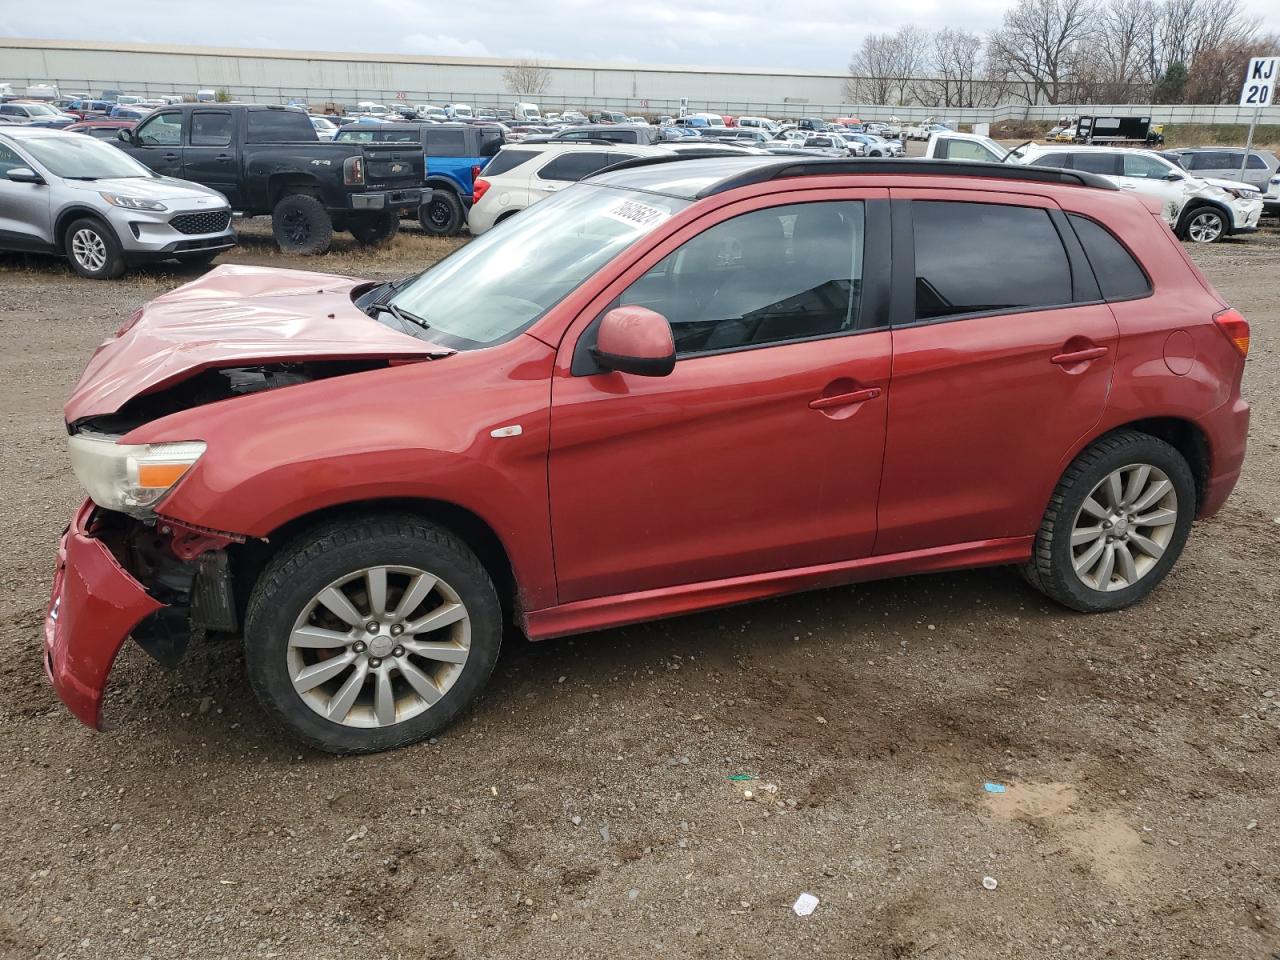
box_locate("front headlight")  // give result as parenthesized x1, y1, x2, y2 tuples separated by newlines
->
(1222, 186, 1259, 200)
(99, 193, 167, 212)
(68, 433, 205, 518)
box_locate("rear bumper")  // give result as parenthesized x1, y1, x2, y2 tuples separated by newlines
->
(348, 188, 424, 211)
(1198, 395, 1250, 518)
(44, 500, 164, 729)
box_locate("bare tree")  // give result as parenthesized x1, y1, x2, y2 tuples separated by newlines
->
(1185, 32, 1280, 102)
(844, 33, 899, 104)
(926, 28, 985, 106)
(1078, 0, 1156, 101)
(1148, 0, 1260, 83)
(986, 0, 1096, 104)
(501, 59, 551, 98)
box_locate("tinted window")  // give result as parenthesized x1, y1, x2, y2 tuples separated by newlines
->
(336, 129, 375, 143)
(1069, 215, 1151, 301)
(618, 201, 866, 356)
(1070, 152, 1119, 175)
(483, 148, 541, 176)
(136, 112, 182, 145)
(245, 110, 316, 142)
(478, 130, 505, 157)
(190, 111, 232, 146)
(1122, 154, 1170, 179)
(911, 202, 1071, 321)
(380, 129, 421, 143)
(423, 129, 468, 155)
(1031, 153, 1073, 169)
(1186, 150, 1234, 169)
(537, 152, 613, 182)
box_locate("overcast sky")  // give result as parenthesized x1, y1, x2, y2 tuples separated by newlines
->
(1, 0, 1272, 72)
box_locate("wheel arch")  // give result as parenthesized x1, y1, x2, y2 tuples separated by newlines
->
(233, 497, 519, 626)
(54, 204, 115, 252)
(1176, 198, 1230, 234)
(267, 173, 323, 207)
(1072, 417, 1211, 514)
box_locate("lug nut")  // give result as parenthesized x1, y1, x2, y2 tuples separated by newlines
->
(366, 621, 379, 633)
(370, 657, 382, 668)
(392, 645, 405, 658)
(353, 640, 367, 653)
(1102, 520, 1112, 529)
(390, 623, 404, 636)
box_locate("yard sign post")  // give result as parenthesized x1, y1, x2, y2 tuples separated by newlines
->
(1238, 56, 1277, 183)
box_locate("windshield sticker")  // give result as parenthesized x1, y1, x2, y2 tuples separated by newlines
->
(603, 199, 671, 230)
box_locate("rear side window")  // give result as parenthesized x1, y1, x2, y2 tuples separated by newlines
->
(1068, 215, 1151, 301)
(537, 152, 613, 182)
(423, 129, 467, 155)
(1070, 152, 1119, 175)
(190, 111, 232, 146)
(483, 148, 541, 177)
(245, 110, 316, 142)
(1030, 153, 1073, 169)
(911, 201, 1072, 321)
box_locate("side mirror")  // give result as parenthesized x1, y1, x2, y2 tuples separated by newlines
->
(591, 306, 676, 377)
(116, 128, 133, 143)
(1164, 171, 1183, 181)
(6, 166, 43, 184)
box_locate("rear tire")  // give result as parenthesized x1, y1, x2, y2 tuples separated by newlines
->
(1178, 205, 1227, 244)
(243, 514, 502, 754)
(419, 191, 465, 236)
(1022, 431, 1196, 613)
(64, 217, 125, 279)
(349, 210, 399, 246)
(271, 194, 333, 255)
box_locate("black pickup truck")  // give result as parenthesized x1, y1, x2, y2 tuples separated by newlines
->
(111, 104, 424, 254)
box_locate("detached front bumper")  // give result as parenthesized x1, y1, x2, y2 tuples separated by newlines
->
(44, 500, 164, 728)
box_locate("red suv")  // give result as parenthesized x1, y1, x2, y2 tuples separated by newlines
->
(46, 156, 1250, 753)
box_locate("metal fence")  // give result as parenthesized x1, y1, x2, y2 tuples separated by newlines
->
(5, 75, 1279, 125)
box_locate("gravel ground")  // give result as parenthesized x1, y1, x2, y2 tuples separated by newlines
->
(0, 216, 1277, 960)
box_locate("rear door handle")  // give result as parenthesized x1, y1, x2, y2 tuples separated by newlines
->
(215, 154, 232, 162)
(809, 387, 881, 410)
(1051, 346, 1108, 365)
(162, 152, 179, 161)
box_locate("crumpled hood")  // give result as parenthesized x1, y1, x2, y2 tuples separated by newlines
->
(65, 264, 450, 422)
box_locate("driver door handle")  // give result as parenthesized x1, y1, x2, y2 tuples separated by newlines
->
(809, 387, 881, 410)
(162, 152, 179, 161)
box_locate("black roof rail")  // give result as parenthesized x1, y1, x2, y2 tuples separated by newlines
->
(589, 148, 767, 177)
(695, 157, 1118, 197)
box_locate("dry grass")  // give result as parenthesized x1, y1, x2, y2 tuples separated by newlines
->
(225, 217, 467, 275)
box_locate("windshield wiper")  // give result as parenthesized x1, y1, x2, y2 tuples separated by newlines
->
(368, 300, 430, 332)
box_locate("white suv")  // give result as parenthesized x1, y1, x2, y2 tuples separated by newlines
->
(924, 132, 1263, 243)
(467, 143, 669, 234)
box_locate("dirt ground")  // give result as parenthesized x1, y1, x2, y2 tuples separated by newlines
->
(0, 214, 1277, 960)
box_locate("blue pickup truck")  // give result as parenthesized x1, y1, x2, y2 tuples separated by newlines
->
(335, 122, 505, 235)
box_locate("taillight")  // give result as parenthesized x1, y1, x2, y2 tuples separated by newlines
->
(1213, 308, 1250, 358)
(471, 164, 483, 182)
(473, 177, 491, 203)
(343, 156, 365, 186)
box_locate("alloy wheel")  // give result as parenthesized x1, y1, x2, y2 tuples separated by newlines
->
(287, 565, 471, 728)
(71, 228, 107, 271)
(1070, 464, 1178, 592)
(282, 208, 311, 245)
(1187, 211, 1224, 243)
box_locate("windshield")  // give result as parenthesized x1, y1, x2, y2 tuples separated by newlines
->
(22, 134, 154, 179)
(26, 103, 60, 116)
(386, 184, 690, 349)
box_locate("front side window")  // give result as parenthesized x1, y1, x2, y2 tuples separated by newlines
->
(190, 111, 232, 146)
(617, 201, 866, 356)
(136, 112, 182, 145)
(1122, 154, 1171, 179)
(911, 201, 1071, 321)
(0, 142, 24, 174)
(941, 138, 1003, 162)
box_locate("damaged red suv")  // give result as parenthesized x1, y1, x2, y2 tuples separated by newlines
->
(47, 156, 1250, 753)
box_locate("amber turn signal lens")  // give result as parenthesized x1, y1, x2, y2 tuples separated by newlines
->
(136, 462, 192, 488)
(1213, 308, 1249, 358)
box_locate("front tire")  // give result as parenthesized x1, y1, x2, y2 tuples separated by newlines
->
(243, 515, 502, 753)
(1178, 205, 1227, 244)
(419, 190, 465, 236)
(1022, 432, 1196, 613)
(64, 217, 125, 279)
(271, 194, 333, 255)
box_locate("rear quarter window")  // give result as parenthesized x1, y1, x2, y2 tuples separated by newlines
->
(1068, 215, 1152, 301)
(423, 129, 468, 155)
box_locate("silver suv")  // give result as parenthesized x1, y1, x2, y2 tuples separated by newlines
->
(0, 127, 235, 279)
